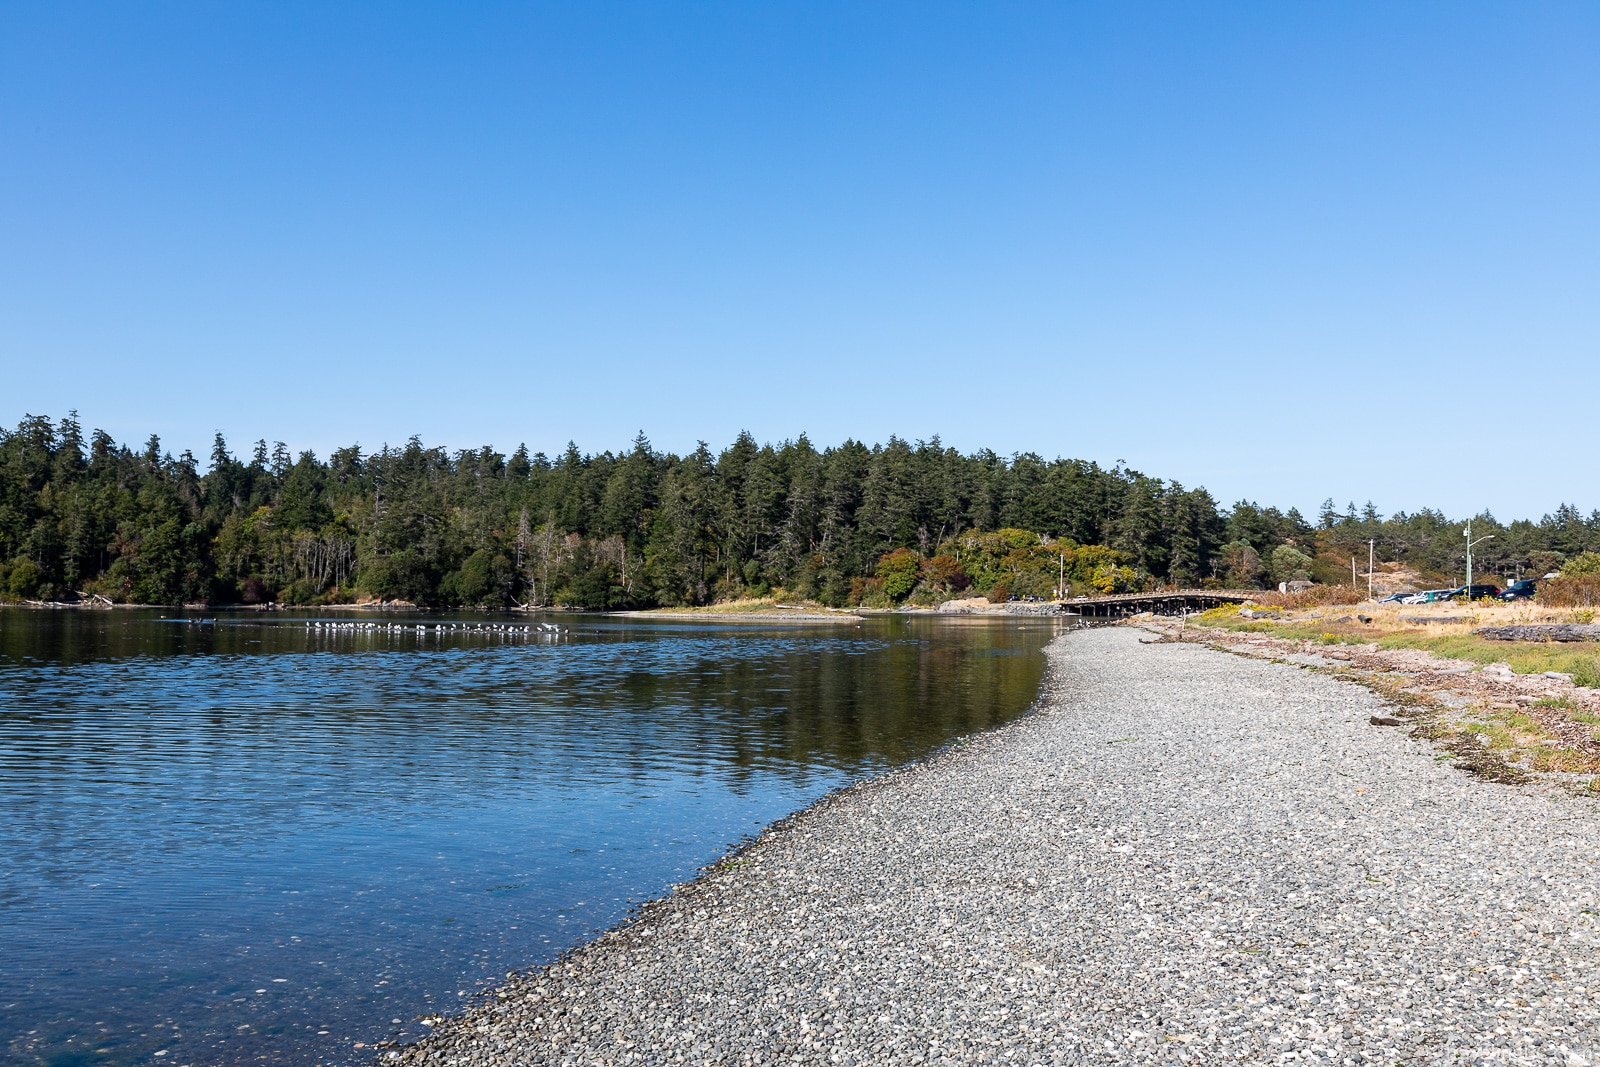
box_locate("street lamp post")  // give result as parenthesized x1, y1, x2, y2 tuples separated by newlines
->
(1464, 520, 1494, 600)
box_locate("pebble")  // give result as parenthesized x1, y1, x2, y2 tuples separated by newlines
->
(392, 627, 1600, 1065)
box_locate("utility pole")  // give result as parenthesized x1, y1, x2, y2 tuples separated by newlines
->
(1368, 539, 1374, 601)
(1058, 546, 1066, 601)
(1465, 520, 1494, 600)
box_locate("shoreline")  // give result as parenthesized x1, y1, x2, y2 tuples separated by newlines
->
(384, 647, 1063, 1066)
(375, 629, 1071, 1061)
(0, 600, 862, 620)
(615, 610, 863, 623)
(388, 625, 1600, 1065)
(1, 599, 1075, 621)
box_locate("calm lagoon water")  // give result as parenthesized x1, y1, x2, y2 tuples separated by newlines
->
(0, 610, 1061, 1066)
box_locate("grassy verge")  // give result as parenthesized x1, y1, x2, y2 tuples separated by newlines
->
(1192, 605, 1600, 681)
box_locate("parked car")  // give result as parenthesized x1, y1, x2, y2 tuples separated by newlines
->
(1498, 579, 1539, 601)
(1401, 589, 1453, 605)
(1447, 583, 1502, 601)
(1377, 592, 1412, 604)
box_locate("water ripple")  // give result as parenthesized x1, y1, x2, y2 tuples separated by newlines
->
(0, 610, 1053, 1067)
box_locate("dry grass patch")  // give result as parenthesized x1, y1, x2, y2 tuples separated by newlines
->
(1250, 585, 1366, 609)
(1193, 603, 1600, 682)
(1346, 670, 1600, 782)
(1323, 673, 1530, 784)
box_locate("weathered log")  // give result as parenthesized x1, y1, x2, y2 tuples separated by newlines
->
(1474, 624, 1600, 642)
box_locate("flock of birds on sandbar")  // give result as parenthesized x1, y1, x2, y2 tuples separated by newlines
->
(165, 616, 566, 639)
(302, 619, 565, 639)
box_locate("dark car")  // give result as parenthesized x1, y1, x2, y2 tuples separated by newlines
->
(1498, 579, 1539, 601)
(1446, 583, 1502, 601)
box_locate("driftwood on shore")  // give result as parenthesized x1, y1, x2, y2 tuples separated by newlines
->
(1474, 623, 1600, 642)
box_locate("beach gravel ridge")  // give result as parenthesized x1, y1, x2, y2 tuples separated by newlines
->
(392, 626, 1600, 1065)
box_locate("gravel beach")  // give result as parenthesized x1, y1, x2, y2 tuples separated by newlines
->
(394, 626, 1600, 1066)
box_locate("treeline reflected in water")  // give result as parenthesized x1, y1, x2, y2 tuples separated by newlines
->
(0, 610, 1057, 1067)
(1, 612, 1049, 795)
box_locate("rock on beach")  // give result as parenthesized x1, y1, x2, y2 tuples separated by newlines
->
(394, 627, 1600, 1066)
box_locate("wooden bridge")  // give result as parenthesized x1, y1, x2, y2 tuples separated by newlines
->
(1057, 589, 1260, 618)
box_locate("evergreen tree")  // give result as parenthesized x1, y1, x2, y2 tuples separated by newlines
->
(3, 412, 1588, 608)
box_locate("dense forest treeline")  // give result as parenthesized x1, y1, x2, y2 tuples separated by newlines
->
(1, 413, 1597, 609)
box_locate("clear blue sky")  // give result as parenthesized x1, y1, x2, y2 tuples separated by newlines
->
(3, 2, 1596, 520)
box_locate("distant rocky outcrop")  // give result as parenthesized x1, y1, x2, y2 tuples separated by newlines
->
(937, 597, 991, 614)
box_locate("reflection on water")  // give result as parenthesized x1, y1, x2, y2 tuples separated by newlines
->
(0, 610, 1059, 1066)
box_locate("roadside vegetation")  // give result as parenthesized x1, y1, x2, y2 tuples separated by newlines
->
(1539, 565, 1600, 607)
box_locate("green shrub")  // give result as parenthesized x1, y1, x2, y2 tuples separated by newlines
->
(875, 548, 922, 602)
(1270, 545, 1314, 583)
(1564, 552, 1600, 578)
(1575, 658, 1600, 689)
(7, 558, 42, 598)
